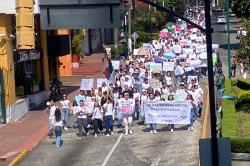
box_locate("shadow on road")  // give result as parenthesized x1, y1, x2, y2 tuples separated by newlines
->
(219, 43, 240, 50)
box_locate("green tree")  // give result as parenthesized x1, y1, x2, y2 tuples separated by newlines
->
(232, 0, 250, 18)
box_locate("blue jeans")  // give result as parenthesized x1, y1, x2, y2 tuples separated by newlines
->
(62, 108, 69, 127)
(190, 107, 195, 127)
(150, 124, 157, 130)
(104, 115, 113, 134)
(54, 130, 62, 146)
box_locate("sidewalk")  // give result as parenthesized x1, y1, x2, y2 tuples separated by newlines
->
(0, 54, 107, 165)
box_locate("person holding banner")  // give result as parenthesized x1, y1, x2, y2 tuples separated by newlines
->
(103, 98, 114, 136)
(168, 95, 175, 132)
(148, 93, 158, 134)
(186, 94, 196, 131)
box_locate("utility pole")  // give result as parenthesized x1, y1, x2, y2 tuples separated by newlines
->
(128, 0, 132, 53)
(226, 0, 231, 79)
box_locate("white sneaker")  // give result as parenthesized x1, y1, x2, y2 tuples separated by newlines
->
(106, 134, 110, 136)
(129, 130, 133, 134)
(153, 130, 157, 134)
(94, 134, 97, 138)
(191, 127, 194, 131)
(150, 130, 153, 133)
(111, 132, 114, 135)
(171, 129, 174, 132)
(64, 127, 68, 131)
(56, 145, 59, 148)
(86, 132, 89, 136)
(188, 127, 191, 131)
(124, 132, 128, 136)
(87, 124, 91, 128)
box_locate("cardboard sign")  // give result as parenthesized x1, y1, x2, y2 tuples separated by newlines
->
(149, 79, 162, 89)
(118, 99, 135, 114)
(163, 62, 175, 71)
(97, 78, 108, 88)
(150, 62, 162, 73)
(174, 65, 184, 76)
(111, 61, 120, 70)
(80, 79, 94, 90)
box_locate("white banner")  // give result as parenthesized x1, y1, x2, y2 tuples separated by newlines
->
(150, 62, 162, 73)
(163, 62, 175, 71)
(111, 61, 120, 70)
(80, 79, 94, 90)
(144, 101, 191, 124)
(97, 78, 108, 88)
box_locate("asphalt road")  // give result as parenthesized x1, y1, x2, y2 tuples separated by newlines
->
(211, 13, 242, 77)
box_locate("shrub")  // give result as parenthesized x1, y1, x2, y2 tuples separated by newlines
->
(231, 138, 250, 153)
(231, 79, 238, 86)
(236, 79, 250, 90)
(236, 90, 250, 104)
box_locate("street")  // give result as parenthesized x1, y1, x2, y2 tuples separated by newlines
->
(211, 13, 241, 77)
(20, 113, 202, 166)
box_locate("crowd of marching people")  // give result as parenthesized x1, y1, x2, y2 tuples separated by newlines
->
(46, 8, 223, 148)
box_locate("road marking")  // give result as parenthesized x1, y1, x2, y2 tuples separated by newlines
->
(101, 134, 123, 166)
(151, 157, 161, 166)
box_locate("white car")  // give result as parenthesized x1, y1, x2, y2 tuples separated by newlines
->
(217, 16, 226, 24)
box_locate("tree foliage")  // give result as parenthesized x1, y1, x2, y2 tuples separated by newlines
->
(238, 20, 250, 68)
(232, 0, 250, 18)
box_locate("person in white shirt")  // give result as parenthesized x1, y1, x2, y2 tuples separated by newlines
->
(122, 93, 134, 136)
(92, 102, 104, 137)
(142, 78, 150, 90)
(60, 94, 70, 130)
(71, 100, 78, 128)
(76, 100, 89, 138)
(48, 99, 56, 137)
(186, 86, 201, 121)
(54, 108, 63, 148)
(103, 98, 114, 136)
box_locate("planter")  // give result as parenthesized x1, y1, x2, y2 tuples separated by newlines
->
(72, 55, 80, 63)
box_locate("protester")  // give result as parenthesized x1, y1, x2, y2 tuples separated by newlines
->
(123, 93, 134, 136)
(148, 93, 157, 134)
(92, 101, 104, 137)
(60, 94, 70, 130)
(76, 100, 89, 138)
(48, 99, 56, 137)
(103, 97, 114, 136)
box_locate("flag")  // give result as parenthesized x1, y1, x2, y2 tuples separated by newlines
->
(103, 58, 113, 79)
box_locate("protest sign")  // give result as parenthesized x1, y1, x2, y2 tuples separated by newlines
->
(138, 48, 150, 56)
(175, 90, 188, 101)
(149, 78, 162, 89)
(111, 61, 120, 70)
(144, 101, 191, 124)
(150, 62, 162, 73)
(133, 49, 139, 55)
(163, 62, 175, 71)
(174, 65, 184, 76)
(187, 60, 202, 68)
(75, 95, 85, 105)
(143, 43, 151, 50)
(173, 45, 182, 54)
(80, 79, 94, 90)
(163, 52, 174, 60)
(196, 45, 206, 54)
(118, 99, 135, 114)
(97, 78, 108, 88)
(183, 48, 193, 55)
(154, 44, 162, 50)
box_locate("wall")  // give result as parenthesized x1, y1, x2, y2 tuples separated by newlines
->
(57, 29, 72, 76)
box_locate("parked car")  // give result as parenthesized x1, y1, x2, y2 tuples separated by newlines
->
(236, 28, 247, 39)
(217, 16, 226, 24)
(212, 6, 223, 12)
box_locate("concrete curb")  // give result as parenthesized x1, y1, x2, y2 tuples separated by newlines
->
(7, 150, 29, 166)
(231, 153, 250, 161)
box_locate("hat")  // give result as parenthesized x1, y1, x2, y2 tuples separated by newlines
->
(180, 82, 185, 85)
(142, 89, 147, 92)
(124, 92, 129, 96)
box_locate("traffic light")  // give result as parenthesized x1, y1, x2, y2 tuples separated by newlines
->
(16, 0, 35, 49)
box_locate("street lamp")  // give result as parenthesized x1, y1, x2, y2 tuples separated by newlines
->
(226, 0, 231, 79)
